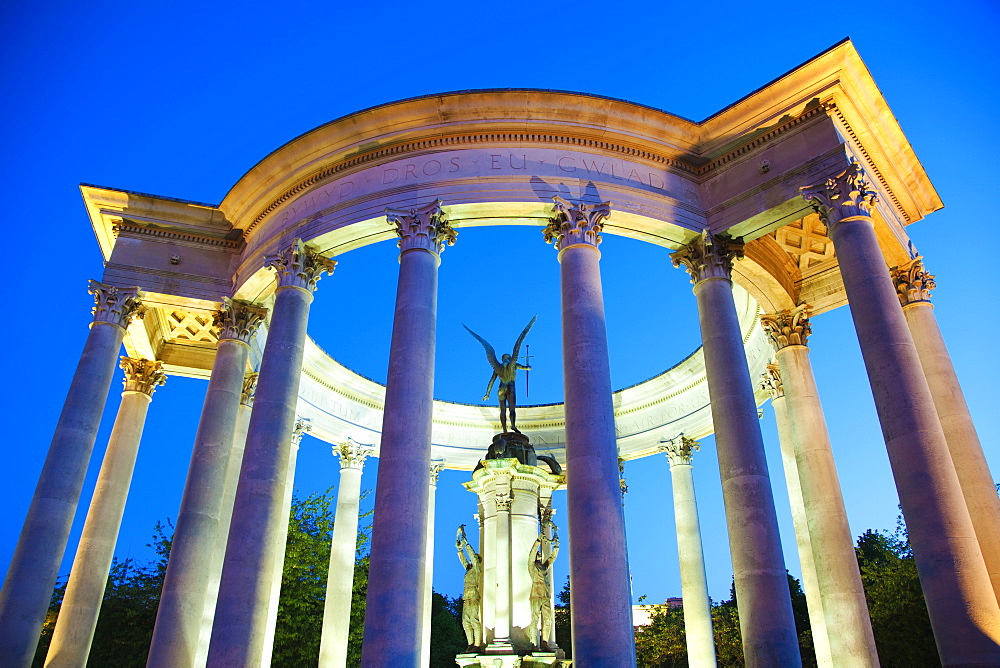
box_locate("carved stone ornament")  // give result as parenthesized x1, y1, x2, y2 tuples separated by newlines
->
(618, 456, 628, 496)
(670, 229, 745, 284)
(386, 199, 457, 254)
(890, 256, 936, 306)
(89, 280, 145, 329)
(495, 491, 513, 512)
(540, 502, 555, 526)
(120, 357, 167, 396)
(544, 196, 611, 251)
(240, 372, 259, 407)
(290, 418, 312, 448)
(429, 461, 445, 485)
(760, 304, 812, 350)
(800, 160, 878, 232)
(264, 239, 337, 293)
(334, 438, 374, 471)
(214, 298, 268, 344)
(761, 363, 784, 400)
(659, 434, 700, 466)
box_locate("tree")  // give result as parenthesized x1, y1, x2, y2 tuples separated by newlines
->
(855, 521, 936, 666)
(428, 592, 465, 666)
(554, 576, 572, 658)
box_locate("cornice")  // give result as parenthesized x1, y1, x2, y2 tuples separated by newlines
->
(114, 220, 243, 251)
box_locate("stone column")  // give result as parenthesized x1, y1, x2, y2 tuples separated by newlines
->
(260, 419, 309, 668)
(543, 197, 636, 664)
(361, 201, 455, 665)
(207, 240, 335, 667)
(891, 257, 1000, 605)
(659, 436, 716, 668)
(149, 300, 266, 668)
(0, 281, 143, 668)
(760, 307, 877, 666)
(671, 232, 801, 666)
(761, 365, 833, 667)
(802, 163, 1000, 664)
(419, 462, 445, 667)
(319, 439, 373, 667)
(196, 372, 259, 665)
(45, 358, 165, 667)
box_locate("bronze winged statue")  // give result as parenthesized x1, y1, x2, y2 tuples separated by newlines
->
(463, 315, 536, 433)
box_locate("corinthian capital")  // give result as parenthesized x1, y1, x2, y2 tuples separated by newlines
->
(265, 239, 336, 292)
(761, 363, 784, 400)
(89, 280, 145, 329)
(800, 161, 878, 232)
(430, 461, 445, 485)
(659, 434, 700, 467)
(334, 439, 374, 471)
(214, 298, 268, 344)
(760, 305, 812, 350)
(890, 256, 936, 306)
(386, 200, 456, 254)
(120, 357, 166, 396)
(544, 196, 611, 250)
(670, 230, 744, 284)
(241, 372, 259, 407)
(290, 418, 312, 449)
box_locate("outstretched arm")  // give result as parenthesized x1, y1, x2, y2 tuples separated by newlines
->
(516, 363, 531, 371)
(456, 526, 470, 567)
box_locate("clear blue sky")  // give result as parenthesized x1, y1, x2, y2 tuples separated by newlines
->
(1, 0, 997, 607)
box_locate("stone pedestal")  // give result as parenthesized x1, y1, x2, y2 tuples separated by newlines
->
(459, 434, 565, 666)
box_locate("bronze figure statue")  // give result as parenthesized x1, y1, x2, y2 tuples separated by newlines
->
(456, 524, 483, 650)
(529, 525, 559, 649)
(463, 315, 536, 433)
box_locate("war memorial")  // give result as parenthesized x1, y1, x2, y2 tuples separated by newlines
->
(1, 39, 998, 666)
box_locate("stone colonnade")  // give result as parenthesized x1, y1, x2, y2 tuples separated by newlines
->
(802, 164, 1000, 664)
(2, 171, 998, 666)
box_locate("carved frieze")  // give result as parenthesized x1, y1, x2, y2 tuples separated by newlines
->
(760, 305, 812, 350)
(214, 298, 268, 344)
(120, 357, 167, 396)
(386, 200, 456, 254)
(89, 280, 144, 329)
(890, 256, 936, 306)
(659, 435, 700, 467)
(670, 230, 745, 284)
(801, 161, 878, 232)
(544, 196, 611, 251)
(265, 239, 336, 292)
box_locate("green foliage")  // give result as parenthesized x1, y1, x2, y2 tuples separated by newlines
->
(33, 520, 173, 667)
(855, 524, 937, 666)
(554, 576, 572, 658)
(634, 604, 687, 666)
(428, 592, 466, 666)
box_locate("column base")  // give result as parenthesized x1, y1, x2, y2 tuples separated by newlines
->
(456, 651, 565, 667)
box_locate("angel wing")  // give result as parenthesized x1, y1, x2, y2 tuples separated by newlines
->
(510, 315, 537, 362)
(463, 324, 501, 372)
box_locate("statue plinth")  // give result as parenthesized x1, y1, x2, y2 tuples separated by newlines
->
(457, 432, 566, 667)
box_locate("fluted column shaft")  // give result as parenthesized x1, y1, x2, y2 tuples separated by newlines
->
(0, 282, 143, 668)
(319, 443, 371, 667)
(544, 197, 635, 665)
(362, 202, 453, 665)
(149, 301, 265, 668)
(46, 359, 165, 667)
(672, 232, 800, 667)
(661, 438, 716, 668)
(208, 240, 334, 667)
(892, 259, 1000, 606)
(767, 382, 832, 667)
(803, 164, 1000, 664)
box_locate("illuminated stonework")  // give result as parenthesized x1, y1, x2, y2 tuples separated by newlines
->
(671, 231, 745, 284)
(891, 256, 936, 306)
